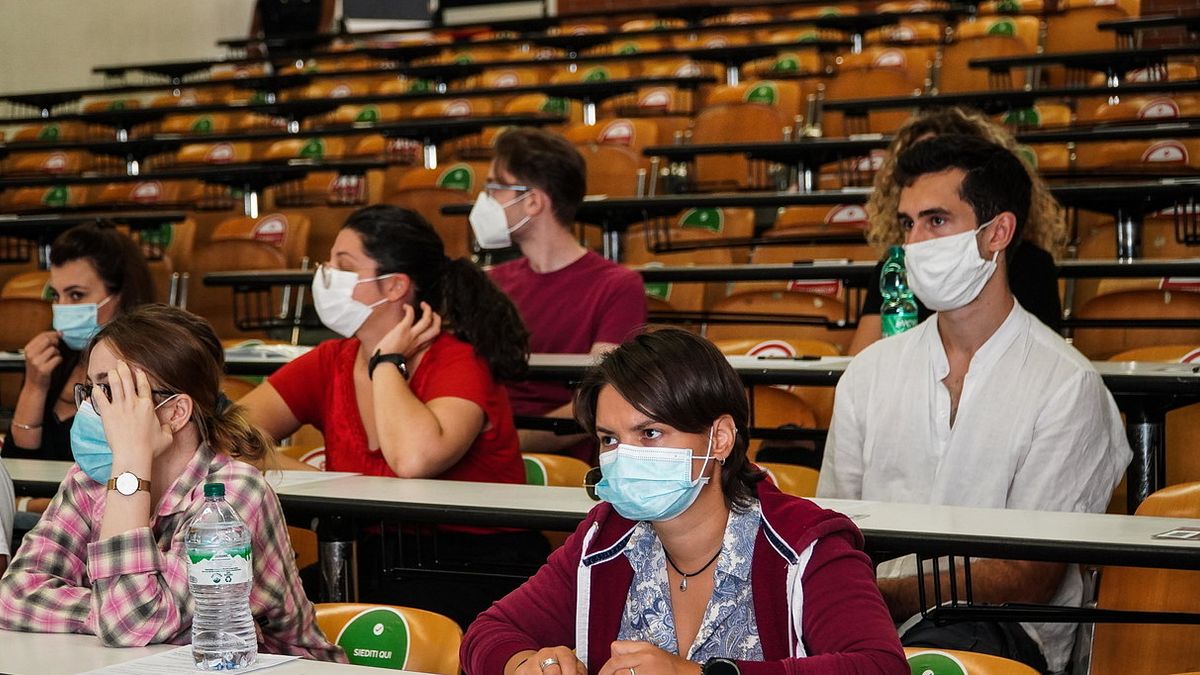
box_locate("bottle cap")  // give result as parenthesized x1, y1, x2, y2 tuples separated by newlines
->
(204, 483, 225, 498)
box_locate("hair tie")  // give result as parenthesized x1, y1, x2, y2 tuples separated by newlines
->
(216, 391, 234, 415)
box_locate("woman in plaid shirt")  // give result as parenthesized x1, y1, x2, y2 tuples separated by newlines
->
(0, 305, 343, 661)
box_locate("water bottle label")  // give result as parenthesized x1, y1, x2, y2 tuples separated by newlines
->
(882, 313, 918, 337)
(188, 546, 252, 586)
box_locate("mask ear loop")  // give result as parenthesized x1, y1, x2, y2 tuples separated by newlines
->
(504, 191, 534, 236)
(693, 428, 716, 486)
(975, 217, 1003, 264)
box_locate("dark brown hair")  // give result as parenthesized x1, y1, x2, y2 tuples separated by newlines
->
(86, 304, 271, 462)
(494, 127, 587, 227)
(50, 223, 156, 312)
(344, 205, 529, 380)
(574, 328, 764, 510)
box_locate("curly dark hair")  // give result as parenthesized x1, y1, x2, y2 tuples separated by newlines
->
(344, 205, 529, 380)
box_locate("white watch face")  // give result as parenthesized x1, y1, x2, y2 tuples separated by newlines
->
(115, 472, 141, 496)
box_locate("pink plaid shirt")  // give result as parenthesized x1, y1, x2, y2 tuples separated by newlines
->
(0, 443, 344, 661)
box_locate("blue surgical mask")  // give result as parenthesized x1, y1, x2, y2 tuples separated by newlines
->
(70, 402, 112, 483)
(595, 431, 714, 522)
(53, 296, 112, 351)
(70, 391, 179, 484)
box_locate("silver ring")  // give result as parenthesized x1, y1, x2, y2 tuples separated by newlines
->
(630, 669, 636, 675)
(539, 657, 560, 672)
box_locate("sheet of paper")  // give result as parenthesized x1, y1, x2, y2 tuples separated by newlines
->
(81, 646, 298, 674)
(265, 470, 360, 489)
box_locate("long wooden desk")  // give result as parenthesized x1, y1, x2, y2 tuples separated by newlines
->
(10, 460, 1200, 572)
(0, 630, 416, 675)
(6, 352, 1197, 511)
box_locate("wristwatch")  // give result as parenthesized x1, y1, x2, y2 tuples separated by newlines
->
(703, 658, 740, 675)
(107, 471, 151, 496)
(368, 350, 408, 380)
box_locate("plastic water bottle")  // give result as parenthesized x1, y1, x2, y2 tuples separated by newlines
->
(880, 246, 918, 337)
(186, 483, 258, 670)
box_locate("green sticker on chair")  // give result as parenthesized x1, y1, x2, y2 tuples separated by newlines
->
(336, 607, 411, 670)
(583, 67, 611, 82)
(37, 124, 60, 141)
(409, 79, 432, 93)
(540, 97, 569, 115)
(996, 0, 1021, 12)
(617, 42, 641, 55)
(986, 18, 1016, 36)
(1003, 107, 1040, 127)
(680, 208, 724, 233)
(745, 82, 778, 105)
(191, 116, 214, 134)
(437, 164, 474, 191)
(773, 56, 800, 73)
(355, 106, 380, 123)
(42, 186, 69, 208)
(299, 138, 326, 160)
(907, 651, 969, 675)
(524, 456, 549, 486)
(641, 262, 671, 301)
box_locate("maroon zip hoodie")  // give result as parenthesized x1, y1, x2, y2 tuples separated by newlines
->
(461, 480, 907, 674)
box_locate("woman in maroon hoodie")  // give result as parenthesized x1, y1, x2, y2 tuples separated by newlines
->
(462, 329, 907, 675)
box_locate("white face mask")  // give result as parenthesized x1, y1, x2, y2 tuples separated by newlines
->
(903, 218, 1000, 312)
(468, 191, 532, 249)
(311, 265, 396, 337)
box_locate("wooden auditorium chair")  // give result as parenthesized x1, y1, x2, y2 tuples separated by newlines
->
(315, 603, 462, 674)
(1090, 482, 1200, 675)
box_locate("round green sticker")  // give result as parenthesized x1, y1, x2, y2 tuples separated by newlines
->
(746, 83, 777, 105)
(680, 208, 724, 233)
(191, 116, 214, 134)
(299, 138, 326, 160)
(523, 457, 548, 486)
(437, 165, 474, 191)
(37, 125, 60, 141)
(337, 608, 411, 670)
(906, 651, 968, 675)
(987, 19, 1017, 37)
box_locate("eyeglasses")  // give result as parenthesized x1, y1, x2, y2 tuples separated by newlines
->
(584, 466, 602, 502)
(483, 181, 530, 198)
(73, 382, 176, 415)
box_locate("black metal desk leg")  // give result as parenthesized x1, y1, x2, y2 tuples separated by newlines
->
(317, 515, 359, 603)
(1115, 208, 1142, 261)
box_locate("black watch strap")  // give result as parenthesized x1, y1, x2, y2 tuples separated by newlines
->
(703, 658, 740, 675)
(368, 350, 408, 380)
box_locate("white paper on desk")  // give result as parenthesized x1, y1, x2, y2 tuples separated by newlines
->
(81, 646, 298, 674)
(265, 470, 360, 488)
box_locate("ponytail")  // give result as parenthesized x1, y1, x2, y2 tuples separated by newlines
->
(202, 396, 273, 463)
(441, 257, 529, 381)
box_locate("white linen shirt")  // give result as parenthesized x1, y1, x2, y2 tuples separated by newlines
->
(817, 302, 1131, 672)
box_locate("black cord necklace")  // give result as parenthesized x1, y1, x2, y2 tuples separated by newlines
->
(662, 545, 722, 591)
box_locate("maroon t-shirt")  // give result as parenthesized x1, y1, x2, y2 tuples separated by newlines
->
(489, 250, 647, 415)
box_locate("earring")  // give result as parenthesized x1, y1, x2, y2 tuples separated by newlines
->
(718, 458, 726, 466)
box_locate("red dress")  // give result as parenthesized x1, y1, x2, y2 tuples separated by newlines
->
(268, 333, 524, 486)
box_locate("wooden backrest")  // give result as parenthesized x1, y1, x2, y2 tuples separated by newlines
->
(904, 648, 1040, 674)
(1, 271, 50, 299)
(384, 187, 472, 260)
(1091, 483, 1200, 675)
(212, 212, 311, 268)
(315, 603, 462, 674)
(0, 298, 53, 350)
(187, 240, 288, 340)
(691, 103, 788, 190)
(1072, 290, 1200, 359)
(759, 462, 820, 498)
(523, 453, 591, 487)
(705, 289, 851, 352)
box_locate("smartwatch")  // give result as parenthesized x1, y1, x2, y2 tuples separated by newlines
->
(107, 471, 151, 497)
(703, 658, 741, 675)
(368, 350, 408, 380)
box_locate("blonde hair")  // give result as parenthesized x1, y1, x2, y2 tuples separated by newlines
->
(865, 107, 1067, 258)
